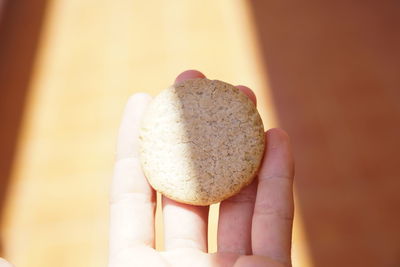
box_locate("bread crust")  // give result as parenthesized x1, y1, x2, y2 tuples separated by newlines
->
(139, 78, 265, 205)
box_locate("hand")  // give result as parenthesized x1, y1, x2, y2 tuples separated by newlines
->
(108, 70, 294, 267)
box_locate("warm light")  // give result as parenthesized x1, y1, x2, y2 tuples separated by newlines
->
(2, 1, 311, 266)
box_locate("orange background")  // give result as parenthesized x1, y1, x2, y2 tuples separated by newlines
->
(1, 1, 399, 267)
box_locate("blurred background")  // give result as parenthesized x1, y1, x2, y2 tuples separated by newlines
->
(1, 0, 400, 266)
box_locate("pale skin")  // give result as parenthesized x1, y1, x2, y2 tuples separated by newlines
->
(108, 70, 295, 267)
(0, 70, 293, 267)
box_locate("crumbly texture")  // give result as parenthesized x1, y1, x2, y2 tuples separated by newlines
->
(139, 78, 265, 205)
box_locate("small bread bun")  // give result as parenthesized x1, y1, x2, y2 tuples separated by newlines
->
(139, 78, 265, 205)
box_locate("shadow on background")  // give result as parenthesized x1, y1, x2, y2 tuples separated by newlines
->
(0, 0, 48, 252)
(249, 1, 400, 266)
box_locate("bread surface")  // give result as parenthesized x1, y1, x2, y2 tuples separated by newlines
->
(139, 78, 265, 205)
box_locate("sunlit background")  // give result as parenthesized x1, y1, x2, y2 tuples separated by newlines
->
(1, 1, 400, 267)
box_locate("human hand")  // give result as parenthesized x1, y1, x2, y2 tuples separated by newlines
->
(108, 70, 294, 267)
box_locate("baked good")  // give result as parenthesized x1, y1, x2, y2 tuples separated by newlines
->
(139, 78, 265, 205)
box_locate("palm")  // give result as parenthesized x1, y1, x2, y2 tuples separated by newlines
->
(112, 247, 287, 267)
(109, 70, 294, 267)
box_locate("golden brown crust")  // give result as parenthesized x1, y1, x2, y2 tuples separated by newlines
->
(139, 78, 265, 205)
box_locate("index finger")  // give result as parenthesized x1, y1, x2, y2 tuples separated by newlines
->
(109, 93, 155, 257)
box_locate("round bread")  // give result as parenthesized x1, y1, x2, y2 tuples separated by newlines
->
(139, 78, 265, 205)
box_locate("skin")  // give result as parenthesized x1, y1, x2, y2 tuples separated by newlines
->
(108, 70, 295, 267)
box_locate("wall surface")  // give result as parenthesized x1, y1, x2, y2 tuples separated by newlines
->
(1, 1, 399, 267)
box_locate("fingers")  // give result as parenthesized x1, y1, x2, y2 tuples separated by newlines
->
(234, 255, 286, 267)
(252, 128, 294, 265)
(236, 85, 257, 106)
(218, 180, 257, 255)
(217, 84, 257, 255)
(175, 71, 257, 106)
(165, 70, 259, 253)
(109, 93, 156, 256)
(175, 69, 206, 83)
(163, 199, 210, 251)
(163, 70, 210, 251)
